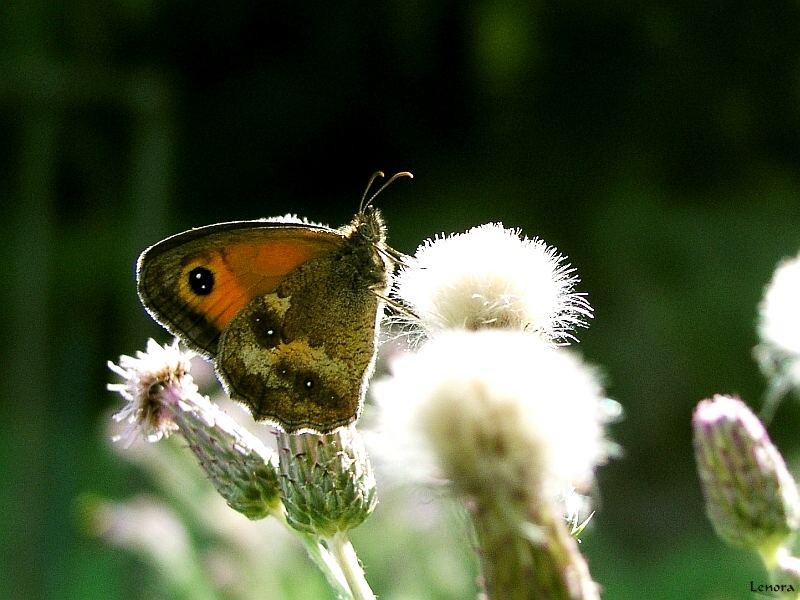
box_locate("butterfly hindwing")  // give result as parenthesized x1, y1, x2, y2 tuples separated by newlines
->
(216, 227, 387, 431)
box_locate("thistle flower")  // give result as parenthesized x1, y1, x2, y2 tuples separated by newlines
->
(108, 338, 192, 444)
(392, 223, 592, 344)
(108, 339, 282, 519)
(758, 251, 800, 358)
(374, 220, 613, 599)
(693, 395, 800, 561)
(373, 330, 612, 508)
(756, 251, 800, 418)
(372, 330, 613, 599)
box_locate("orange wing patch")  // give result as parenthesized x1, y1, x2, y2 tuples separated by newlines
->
(177, 238, 331, 331)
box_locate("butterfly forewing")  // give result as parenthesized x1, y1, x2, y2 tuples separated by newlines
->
(137, 222, 343, 356)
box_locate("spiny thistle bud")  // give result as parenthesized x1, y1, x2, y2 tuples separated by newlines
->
(276, 425, 377, 538)
(177, 408, 282, 520)
(108, 339, 282, 520)
(693, 395, 800, 559)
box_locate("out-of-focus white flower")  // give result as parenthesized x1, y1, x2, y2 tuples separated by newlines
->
(758, 252, 800, 358)
(756, 251, 800, 419)
(371, 330, 616, 504)
(392, 223, 592, 344)
(87, 495, 193, 567)
(108, 338, 196, 445)
(375, 221, 609, 598)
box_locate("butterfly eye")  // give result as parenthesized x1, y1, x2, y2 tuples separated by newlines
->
(303, 377, 315, 390)
(188, 266, 214, 295)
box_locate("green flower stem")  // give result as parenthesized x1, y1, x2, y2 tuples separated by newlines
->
(760, 371, 793, 424)
(470, 495, 599, 600)
(298, 534, 353, 600)
(328, 532, 376, 600)
(765, 548, 800, 600)
(273, 510, 353, 600)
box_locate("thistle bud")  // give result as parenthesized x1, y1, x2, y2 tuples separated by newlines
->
(177, 407, 282, 520)
(693, 395, 800, 558)
(277, 425, 377, 537)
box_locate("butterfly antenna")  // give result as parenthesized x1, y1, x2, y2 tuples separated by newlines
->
(361, 171, 413, 211)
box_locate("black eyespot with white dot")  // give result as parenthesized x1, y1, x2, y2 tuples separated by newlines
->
(188, 266, 214, 295)
(251, 311, 283, 349)
(296, 371, 330, 405)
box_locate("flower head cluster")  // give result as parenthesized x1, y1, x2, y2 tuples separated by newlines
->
(376, 223, 614, 510)
(375, 222, 612, 598)
(108, 335, 381, 597)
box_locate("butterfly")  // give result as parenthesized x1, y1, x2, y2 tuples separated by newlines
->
(136, 171, 411, 433)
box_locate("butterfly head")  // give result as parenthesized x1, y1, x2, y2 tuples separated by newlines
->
(349, 205, 386, 246)
(349, 170, 412, 250)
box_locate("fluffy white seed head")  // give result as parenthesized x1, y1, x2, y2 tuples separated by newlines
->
(392, 223, 592, 344)
(371, 330, 615, 505)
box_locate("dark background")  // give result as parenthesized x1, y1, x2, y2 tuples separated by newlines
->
(2, 2, 800, 599)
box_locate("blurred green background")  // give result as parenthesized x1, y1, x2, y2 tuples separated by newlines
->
(2, 1, 800, 599)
